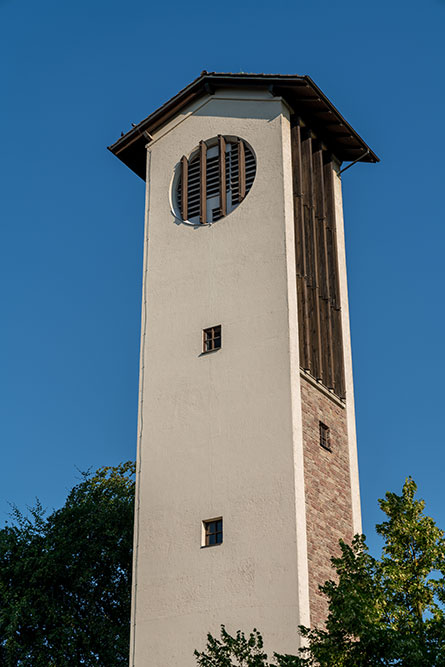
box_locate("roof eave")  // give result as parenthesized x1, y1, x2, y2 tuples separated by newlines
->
(108, 73, 379, 180)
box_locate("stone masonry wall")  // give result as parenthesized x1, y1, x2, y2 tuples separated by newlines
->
(300, 374, 354, 628)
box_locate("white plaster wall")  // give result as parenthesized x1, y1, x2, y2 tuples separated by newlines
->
(130, 92, 307, 666)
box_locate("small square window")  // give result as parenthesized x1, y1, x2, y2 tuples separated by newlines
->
(319, 422, 331, 451)
(203, 325, 222, 353)
(202, 518, 223, 547)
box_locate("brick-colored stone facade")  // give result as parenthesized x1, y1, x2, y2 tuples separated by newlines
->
(300, 374, 354, 628)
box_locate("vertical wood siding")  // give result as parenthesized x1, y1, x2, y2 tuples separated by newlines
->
(291, 118, 345, 399)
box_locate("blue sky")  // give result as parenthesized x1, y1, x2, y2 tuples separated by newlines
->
(1, 0, 444, 557)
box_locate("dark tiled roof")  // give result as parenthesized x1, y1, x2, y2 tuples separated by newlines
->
(108, 72, 379, 180)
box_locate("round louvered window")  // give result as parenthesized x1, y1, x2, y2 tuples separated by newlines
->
(175, 136, 256, 224)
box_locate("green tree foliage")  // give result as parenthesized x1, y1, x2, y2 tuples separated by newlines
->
(195, 478, 445, 666)
(0, 461, 135, 666)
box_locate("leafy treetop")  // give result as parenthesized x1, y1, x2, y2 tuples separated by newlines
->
(0, 461, 135, 667)
(195, 478, 445, 667)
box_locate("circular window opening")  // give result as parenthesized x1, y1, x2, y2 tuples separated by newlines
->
(175, 136, 256, 224)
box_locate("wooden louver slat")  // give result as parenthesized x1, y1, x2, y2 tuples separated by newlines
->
(303, 132, 323, 382)
(301, 130, 317, 377)
(322, 166, 332, 378)
(324, 158, 345, 399)
(323, 160, 340, 310)
(218, 135, 227, 217)
(199, 140, 207, 224)
(313, 147, 335, 391)
(238, 138, 246, 202)
(180, 155, 188, 221)
(291, 121, 311, 372)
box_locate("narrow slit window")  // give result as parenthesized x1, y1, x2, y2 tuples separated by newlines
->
(319, 422, 331, 451)
(203, 325, 222, 353)
(203, 518, 223, 547)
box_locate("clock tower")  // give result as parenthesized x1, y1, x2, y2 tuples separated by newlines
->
(109, 72, 378, 666)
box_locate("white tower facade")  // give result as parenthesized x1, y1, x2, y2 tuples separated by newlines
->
(109, 72, 378, 667)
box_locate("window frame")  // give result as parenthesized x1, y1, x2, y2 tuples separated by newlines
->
(176, 136, 257, 225)
(202, 517, 223, 548)
(319, 421, 332, 452)
(202, 325, 222, 354)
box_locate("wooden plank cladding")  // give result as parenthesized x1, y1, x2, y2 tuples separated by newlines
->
(238, 138, 246, 202)
(199, 140, 207, 225)
(218, 135, 227, 217)
(180, 155, 188, 221)
(291, 117, 345, 399)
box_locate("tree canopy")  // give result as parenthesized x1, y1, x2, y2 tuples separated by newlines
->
(0, 461, 135, 666)
(195, 478, 445, 667)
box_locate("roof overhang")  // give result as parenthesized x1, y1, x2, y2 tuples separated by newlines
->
(108, 72, 379, 180)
